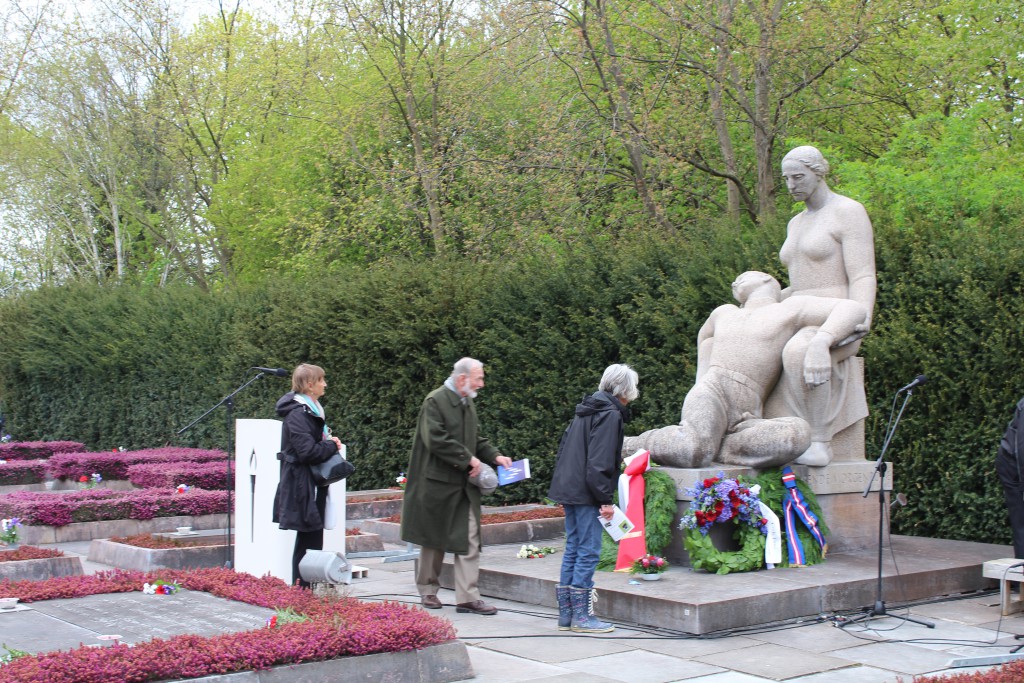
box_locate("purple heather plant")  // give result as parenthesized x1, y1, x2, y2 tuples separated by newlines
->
(0, 568, 457, 683)
(0, 488, 227, 526)
(0, 459, 49, 486)
(0, 441, 85, 461)
(47, 447, 227, 481)
(0, 545, 63, 562)
(127, 460, 234, 490)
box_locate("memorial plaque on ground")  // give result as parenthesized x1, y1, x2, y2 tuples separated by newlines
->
(0, 591, 270, 654)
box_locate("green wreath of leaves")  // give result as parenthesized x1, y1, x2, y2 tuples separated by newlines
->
(683, 522, 766, 575)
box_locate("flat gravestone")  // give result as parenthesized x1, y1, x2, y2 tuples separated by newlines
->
(2, 591, 270, 654)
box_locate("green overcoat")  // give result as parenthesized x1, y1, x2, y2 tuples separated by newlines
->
(400, 385, 501, 553)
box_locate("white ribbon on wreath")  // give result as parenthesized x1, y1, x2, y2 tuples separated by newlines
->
(756, 498, 782, 568)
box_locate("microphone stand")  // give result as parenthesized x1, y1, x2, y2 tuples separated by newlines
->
(177, 371, 269, 569)
(841, 385, 934, 629)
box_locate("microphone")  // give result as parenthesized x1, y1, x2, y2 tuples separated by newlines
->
(898, 374, 927, 392)
(251, 367, 289, 377)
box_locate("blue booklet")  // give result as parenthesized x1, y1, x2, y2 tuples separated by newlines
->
(497, 459, 531, 486)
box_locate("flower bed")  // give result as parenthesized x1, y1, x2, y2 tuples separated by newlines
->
(0, 546, 63, 562)
(127, 461, 233, 490)
(0, 546, 82, 582)
(47, 447, 226, 481)
(0, 441, 84, 461)
(89, 535, 229, 571)
(111, 533, 221, 549)
(366, 505, 565, 545)
(379, 505, 564, 525)
(0, 488, 227, 526)
(904, 660, 1024, 682)
(0, 460, 48, 486)
(0, 568, 457, 683)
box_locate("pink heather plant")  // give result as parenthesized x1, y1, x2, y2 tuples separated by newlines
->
(899, 659, 1024, 682)
(0, 488, 228, 526)
(127, 461, 234, 490)
(0, 460, 49, 486)
(0, 568, 457, 683)
(47, 448, 227, 481)
(0, 441, 85, 461)
(0, 546, 63, 562)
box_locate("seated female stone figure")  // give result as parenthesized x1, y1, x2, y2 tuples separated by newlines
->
(768, 146, 876, 466)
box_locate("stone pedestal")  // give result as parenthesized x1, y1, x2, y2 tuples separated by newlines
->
(660, 460, 892, 566)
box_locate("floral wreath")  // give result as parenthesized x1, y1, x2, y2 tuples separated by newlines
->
(679, 473, 768, 575)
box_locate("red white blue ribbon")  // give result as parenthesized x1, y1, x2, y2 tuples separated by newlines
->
(781, 466, 827, 566)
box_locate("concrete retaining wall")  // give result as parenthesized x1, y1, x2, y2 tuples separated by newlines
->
(19, 514, 229, 544)
(0, 555, 84, 581)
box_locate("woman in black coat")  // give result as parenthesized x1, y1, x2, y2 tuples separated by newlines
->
(272, 363, 343, 588)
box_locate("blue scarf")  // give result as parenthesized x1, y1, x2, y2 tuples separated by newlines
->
(293, 393, 329, 439)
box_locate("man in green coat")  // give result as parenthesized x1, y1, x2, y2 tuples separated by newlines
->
(401, 357, 512, 615)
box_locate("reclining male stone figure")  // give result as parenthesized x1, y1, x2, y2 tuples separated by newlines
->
(623, 271, 868, 469)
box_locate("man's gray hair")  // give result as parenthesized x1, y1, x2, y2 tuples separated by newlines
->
(450, 357, 483, 381)
(599, 363, 639, 402)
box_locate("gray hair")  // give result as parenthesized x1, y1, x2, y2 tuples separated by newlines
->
(783, 146, 830, 178)
(450, 357, 483, 382)
(599, 363, 639, 402)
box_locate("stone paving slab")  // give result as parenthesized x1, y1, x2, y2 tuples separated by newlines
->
(787, 666, 901, 683)
(746, 622, 885, 652)
(473, 631, 635, 663)
(695, 643, 856, 680)
(0, 607, 102, 654)
(25, 591, 270, 646)
(560, 648, 726, 682)
(827, 641, 957, 676)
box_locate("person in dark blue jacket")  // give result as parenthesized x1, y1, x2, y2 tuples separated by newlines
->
(548, 364, 638, 633)
(272, 363, 343, 588)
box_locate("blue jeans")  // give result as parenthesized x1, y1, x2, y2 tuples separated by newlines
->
(559, 504, 603, 588)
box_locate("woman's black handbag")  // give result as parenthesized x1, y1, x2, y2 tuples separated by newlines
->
(309, 452, 355, 486)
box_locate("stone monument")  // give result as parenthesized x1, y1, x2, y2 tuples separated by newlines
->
(625, 145, 884, 557)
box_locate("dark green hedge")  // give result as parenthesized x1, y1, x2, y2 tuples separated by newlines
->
(1, 219, 1022, 544)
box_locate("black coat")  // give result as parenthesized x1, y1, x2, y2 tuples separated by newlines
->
(272, 392, 339, 532)
(547, 391, 629, 506)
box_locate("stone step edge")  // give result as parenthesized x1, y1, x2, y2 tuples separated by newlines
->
(20, 514, 229, 544)
(161, 639, 471, 683)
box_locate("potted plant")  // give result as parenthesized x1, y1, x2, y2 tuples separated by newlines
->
(629, 554, 669, 580)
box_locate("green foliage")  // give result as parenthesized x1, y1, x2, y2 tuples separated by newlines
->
(0, 643, 31, 665)
(642, 469, 677, 557)
(683, 524, 767, 575)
